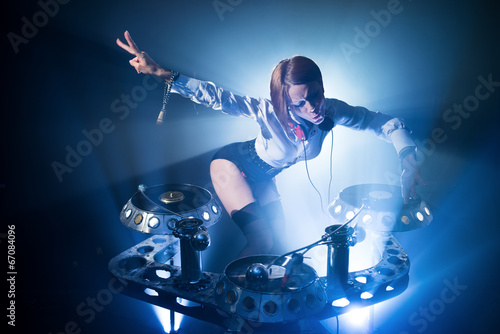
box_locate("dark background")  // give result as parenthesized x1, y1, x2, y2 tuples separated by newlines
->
(2, 0, 499, 333)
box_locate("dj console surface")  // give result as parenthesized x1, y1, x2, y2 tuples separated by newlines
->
(109, 183, 432, 333)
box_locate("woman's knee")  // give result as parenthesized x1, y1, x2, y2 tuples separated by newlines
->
(233, 203, 275, 254)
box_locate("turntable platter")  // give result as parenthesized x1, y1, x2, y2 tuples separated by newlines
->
(130, 184, 213, 213)
(328, 184, 433, 232)
(120, 184, 222, 234)
(338, 184, 402, 211)
(215, 255, 326, 323)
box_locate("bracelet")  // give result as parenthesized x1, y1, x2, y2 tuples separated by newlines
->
(399, 146, 416, 170)
(399, 146, 416, 160)
(170, 70, 180, 83)
(156, 70, 179, 125)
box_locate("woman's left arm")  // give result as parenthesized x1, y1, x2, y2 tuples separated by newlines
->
(328, 98, 425, 203)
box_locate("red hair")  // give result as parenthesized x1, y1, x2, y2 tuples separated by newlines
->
(270, 56, 324, 131)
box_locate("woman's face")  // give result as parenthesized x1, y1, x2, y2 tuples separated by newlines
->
(287, 81, 325, 124)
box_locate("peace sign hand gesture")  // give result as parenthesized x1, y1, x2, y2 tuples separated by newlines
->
(116, 31, 171, 79)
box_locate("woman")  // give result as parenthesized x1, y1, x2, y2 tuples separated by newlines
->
(117, 31, 423, 257)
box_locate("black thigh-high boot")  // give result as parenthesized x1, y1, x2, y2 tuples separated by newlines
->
(261, 200, 287, 255)
(231, 202, 274, 258)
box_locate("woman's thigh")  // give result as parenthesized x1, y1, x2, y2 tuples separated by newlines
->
(252, 178, 281, 207)
(210, 159, 255, 216)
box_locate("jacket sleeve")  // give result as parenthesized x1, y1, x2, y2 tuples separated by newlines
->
(329, 98, 415, 153)
(171, 74, 270, 121)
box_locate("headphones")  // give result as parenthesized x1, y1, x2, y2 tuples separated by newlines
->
(288, 115, 334, 142)
(289, 122, 307, 141)
(318, 116, 334, 131)
(288, 114, 335, 217)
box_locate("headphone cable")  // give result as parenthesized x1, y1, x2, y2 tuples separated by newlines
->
(328, 130, 334, 205)
(301, 130, 334, 217)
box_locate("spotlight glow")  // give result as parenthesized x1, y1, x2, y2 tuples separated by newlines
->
(144, 288, 159, 296)
(362, 214, 373, 224)
(332, 298, 350, 307)
(360, 292, 373, 299)
(156, 269, 171, 279)
(355, 276, 367, 284)
(152, 305, 183, 333)
(416, 211, 424, 221)
(344, 306, 371, 327)
(176, 297, 201, 307)
(149, 217, 160, 228)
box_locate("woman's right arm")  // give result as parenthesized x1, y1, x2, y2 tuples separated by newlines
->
(171, 75, 269, 119)
(116, 31, 267, 120)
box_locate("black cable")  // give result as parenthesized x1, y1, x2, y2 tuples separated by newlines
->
(301, 129, 334, 217)
(266, 203, 365, 268)
(328, 131, 334, 205)
(302, 140, 327, 216)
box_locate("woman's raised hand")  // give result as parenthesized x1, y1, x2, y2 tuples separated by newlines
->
(116, 31, 169, 78)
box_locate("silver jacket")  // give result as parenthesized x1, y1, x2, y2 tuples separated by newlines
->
(172, 75, 415, 168)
